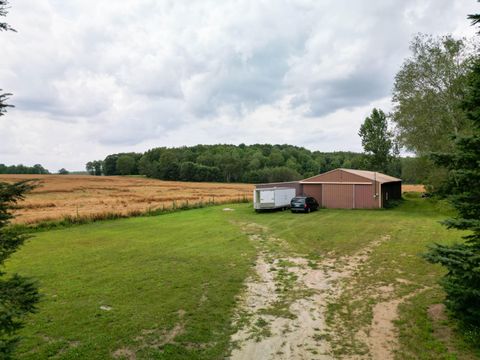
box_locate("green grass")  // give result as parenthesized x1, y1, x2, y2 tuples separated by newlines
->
(224, 194, 479, 358)
(6, 194, 480, 359)
(6, 207, 256, 359)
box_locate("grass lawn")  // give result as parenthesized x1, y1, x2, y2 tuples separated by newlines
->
(6, 207, 256, 359)
(6, 193, 480, 359)
(226, 194, 479, 359)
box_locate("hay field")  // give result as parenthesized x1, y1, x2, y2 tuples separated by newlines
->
(402, 184, 425, 192)
(0, 174, 254, 224)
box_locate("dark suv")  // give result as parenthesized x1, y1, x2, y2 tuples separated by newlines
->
(290, 196, 319, 213)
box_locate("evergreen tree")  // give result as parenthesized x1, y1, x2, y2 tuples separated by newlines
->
(0, 181, 40, 357)
(1, 5, 40, 357)
(423, 57, 480, 326)
(0, 0, 15, 32)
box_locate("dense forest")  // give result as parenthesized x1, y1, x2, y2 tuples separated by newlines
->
(0, 163, 49, 174)
(86, 144, 422, 183)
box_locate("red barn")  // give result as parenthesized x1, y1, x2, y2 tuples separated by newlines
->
(255, 168, 402, 209)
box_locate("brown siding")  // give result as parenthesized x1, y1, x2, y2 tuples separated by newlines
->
(322, 184, 354, 208)
(303, 184, 322, 204)
(255, 170, 401, 209)
(303, 169, 370, 183)
(354, 184, 378, 209)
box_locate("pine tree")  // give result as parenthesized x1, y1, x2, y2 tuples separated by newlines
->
(423, 58, 480, 326)
(0, 181, 40, 357)
(1, 3, 40, 357)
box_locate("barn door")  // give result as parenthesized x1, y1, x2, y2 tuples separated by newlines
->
(322, 184, 354, 208)
(354, 184, 376, 208)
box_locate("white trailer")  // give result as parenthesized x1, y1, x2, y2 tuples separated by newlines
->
(253, 187, 296, 211)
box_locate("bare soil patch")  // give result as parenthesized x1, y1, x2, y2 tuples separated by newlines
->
(113, 309, 187, 359)
(367, 289, 427, 360)
(229, 225, 400, 359)
(230, 251, 332, 359)
(112, 348, 136, 360)
(426, 303, 475, 358)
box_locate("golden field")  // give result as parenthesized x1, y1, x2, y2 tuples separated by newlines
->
(0, 175, 254, 224)
(402, 184, 425, 192)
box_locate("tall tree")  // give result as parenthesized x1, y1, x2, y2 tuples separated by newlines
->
(0, 0, 15, 32)
(0, 184, 40, 357)
(468, 8, 480, 29)
(103, 154, 120, 176)
(92, 160, 103, 176)
(0, 92, 12, 117)
(86, 161, 103, 176)
(423, 46, 480, 325)
(358, 108, 395, 174)
(392, 34, 475, 154)
(1, 1, 14, 118)
(116, 155, 135, 175)
(1, 5, 40, 356)
(85, 161, 95, 175)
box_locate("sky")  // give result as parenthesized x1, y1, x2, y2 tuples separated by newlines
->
(0, 0, 478, 171)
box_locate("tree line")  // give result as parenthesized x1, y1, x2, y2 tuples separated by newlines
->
(0, 163, 49, 174)
(86, 145, 418, 183)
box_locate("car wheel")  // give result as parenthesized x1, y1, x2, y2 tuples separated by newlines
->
(306, 207, 311, 213)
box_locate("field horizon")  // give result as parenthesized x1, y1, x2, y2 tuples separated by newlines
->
(0, 174, 254, 225)
(0, 174, 426, 226)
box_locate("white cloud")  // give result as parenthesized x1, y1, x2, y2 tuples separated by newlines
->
(0, 0, 478, 171)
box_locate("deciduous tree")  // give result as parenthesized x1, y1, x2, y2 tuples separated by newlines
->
(358, 108, 396, 174)
(392, 34, 475, 154)
(116, 155, 135, 176)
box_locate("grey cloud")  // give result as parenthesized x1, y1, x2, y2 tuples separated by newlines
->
(0, 0, 477, 170)
(307, 71, 391, 116)
(96, 96, 187, 146)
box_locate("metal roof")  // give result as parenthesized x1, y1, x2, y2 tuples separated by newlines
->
(255, 187, 297, 191)
(300, 168, 401, 184)
(337, 168, 401, 183)
(255, 180, 300, 186)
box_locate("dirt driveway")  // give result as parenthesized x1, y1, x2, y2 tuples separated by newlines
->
(228, 222, 426, 360)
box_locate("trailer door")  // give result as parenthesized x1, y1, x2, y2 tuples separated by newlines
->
(260, 190, 275, 204)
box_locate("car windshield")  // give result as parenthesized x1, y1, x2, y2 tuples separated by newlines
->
(292, 198, 305, 203)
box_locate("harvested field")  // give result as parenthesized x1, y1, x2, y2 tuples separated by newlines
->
(402, 184, 425, 192)
(0, 174, 253, 224)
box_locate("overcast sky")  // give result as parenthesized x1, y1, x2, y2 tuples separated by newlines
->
(1, 0, 478, 171)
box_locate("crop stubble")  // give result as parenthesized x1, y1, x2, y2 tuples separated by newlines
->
(0, 174, 254, 224)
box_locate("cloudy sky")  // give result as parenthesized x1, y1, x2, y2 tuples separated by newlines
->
(1, 0, 478, 171)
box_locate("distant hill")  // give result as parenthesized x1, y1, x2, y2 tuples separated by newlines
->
(89, 144, 374, 183)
